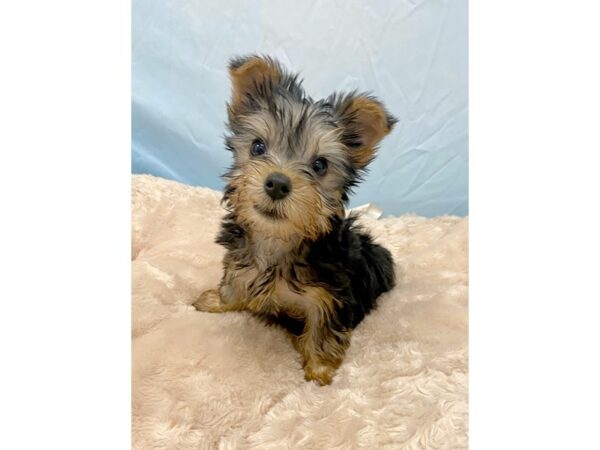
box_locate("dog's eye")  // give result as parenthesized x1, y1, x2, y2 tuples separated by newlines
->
(312, 157, 328, 176)
(250, 139, 266, 156)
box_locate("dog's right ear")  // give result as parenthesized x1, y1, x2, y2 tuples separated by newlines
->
(329, 91, 397, 171)
(228, 55, 283, 115)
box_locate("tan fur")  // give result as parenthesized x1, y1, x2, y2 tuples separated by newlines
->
(227, 159, 336, 241)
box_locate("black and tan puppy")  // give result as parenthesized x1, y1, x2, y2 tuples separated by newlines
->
(194, 55, 396, 385)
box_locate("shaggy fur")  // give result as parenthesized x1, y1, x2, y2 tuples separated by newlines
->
(193, 55, 397, 385)
(132, 175, 469, 449)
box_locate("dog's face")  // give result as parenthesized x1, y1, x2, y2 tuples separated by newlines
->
(223, 55, 396, 240)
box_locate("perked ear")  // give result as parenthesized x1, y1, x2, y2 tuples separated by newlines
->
(331, 92, 397, 170)
(228, 55, 283, 115)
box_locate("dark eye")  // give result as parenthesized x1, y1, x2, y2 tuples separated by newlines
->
(312, 157, 328, 176)
(250, 139, 266, 156)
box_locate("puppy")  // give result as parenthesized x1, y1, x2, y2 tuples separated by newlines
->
(194, 55, 396, 385)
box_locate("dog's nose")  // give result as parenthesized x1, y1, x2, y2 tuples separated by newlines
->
(264, 172, 292, 201)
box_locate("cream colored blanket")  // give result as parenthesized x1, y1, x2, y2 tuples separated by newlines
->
(132, 175, 468, 449)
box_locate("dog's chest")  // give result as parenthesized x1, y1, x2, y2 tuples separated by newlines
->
(250, 236, 297, 270)
(244, 263, 312, 316)
(232, 235, 312, 315)
(272, 278, 312, 315)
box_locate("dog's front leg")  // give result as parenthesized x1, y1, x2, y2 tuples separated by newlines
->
(193, 264, 250, 313)
(294, 288, 350, 385)
(192, 287, 243, 313)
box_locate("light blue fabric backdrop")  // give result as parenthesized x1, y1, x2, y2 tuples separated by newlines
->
(132, 0, 468, 217)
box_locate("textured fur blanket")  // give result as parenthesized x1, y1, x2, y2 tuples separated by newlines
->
(132, 175, 469, 449)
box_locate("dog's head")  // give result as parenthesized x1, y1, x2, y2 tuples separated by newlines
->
(223, 55, 396, 240)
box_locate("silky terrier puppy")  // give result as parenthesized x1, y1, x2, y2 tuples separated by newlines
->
(193, 55, 396, 385)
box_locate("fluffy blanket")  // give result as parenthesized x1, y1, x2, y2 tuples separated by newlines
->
(131, 175, 469, 449)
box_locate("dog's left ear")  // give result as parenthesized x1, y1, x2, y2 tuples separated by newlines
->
(330, 92, 397, 170)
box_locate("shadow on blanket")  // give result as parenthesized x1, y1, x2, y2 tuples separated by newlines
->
(132, 175, 468, 449)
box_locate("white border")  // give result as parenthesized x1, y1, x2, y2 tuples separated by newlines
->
(0, 0, 130, 448)
(471, 1, 600, 448)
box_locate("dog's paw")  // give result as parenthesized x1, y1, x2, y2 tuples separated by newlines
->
(304, 361, 336, 386)
(192, 289, 221, 312)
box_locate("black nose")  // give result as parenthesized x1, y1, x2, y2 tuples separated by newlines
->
(264, 172, 292, 200)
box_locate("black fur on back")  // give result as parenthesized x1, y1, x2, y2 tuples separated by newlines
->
(307, 216, 395, 330)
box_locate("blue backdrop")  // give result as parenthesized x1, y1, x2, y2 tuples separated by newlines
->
(132, 0, 468, 217)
